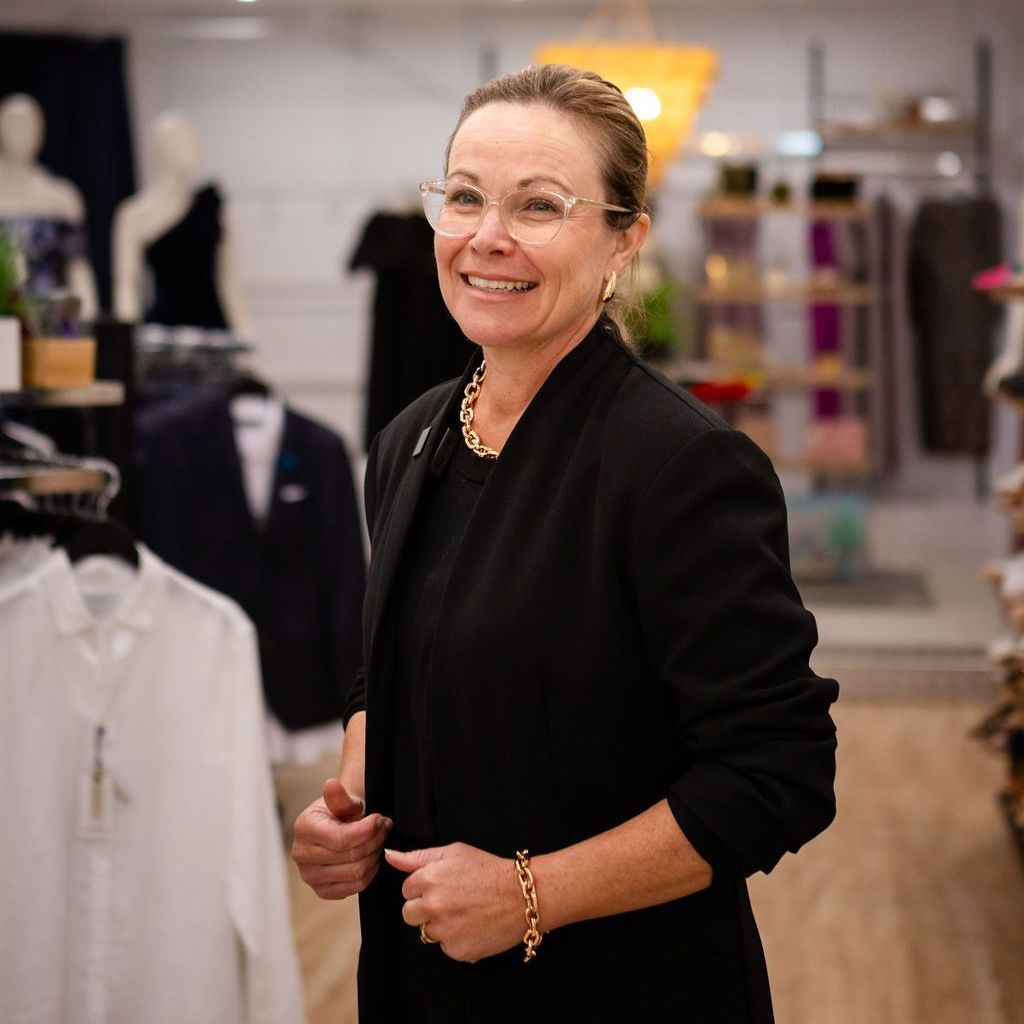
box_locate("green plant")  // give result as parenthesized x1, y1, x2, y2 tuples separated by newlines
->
(0, 227, 38, 334)
(625, 280, 681, 358)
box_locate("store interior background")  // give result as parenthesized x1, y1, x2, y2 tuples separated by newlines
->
(3, 0, 1024, 1021)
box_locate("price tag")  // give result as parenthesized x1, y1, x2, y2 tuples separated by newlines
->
(78, 771, 115, 842)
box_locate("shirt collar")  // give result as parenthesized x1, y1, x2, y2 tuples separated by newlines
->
(39, 544, 164, 635)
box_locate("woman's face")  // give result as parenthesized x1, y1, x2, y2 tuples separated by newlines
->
(436, 101, 648, 355)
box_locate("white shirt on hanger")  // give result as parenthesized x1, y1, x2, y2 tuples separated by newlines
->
(230, 394, 285, 526)
(0, 546, 306, 1024)
(0, 533, 52, 595)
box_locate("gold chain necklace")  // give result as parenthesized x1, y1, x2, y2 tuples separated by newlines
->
(459, 360, 500, 459)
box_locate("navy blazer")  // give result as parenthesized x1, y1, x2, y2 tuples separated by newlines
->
(349, 318, 838, 1023)
(137, 393, 365, 730)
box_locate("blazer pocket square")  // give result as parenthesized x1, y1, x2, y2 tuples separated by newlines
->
(279, 483, 308, 503)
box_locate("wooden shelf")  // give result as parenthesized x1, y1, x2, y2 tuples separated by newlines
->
(697, 284, 873, 306)
(819, 121, 975, 154)
(774, 457, 872, 477)
(989, 284, 1024, 303)
(0, 381, 125, 409)
(0, 465, 108, 496)
(669, 360, 871, 392)
(767, 366, 872, 391)
(699, 197, 868, 221)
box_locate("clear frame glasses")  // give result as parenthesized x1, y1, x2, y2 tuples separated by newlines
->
(419, 179, 637, 246)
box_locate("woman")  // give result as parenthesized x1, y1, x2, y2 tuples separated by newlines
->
(293, 64, 839, 1023)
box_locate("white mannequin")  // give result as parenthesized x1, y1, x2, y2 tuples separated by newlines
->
(0, 93, 98, 322)
(112, 110, 251, 337)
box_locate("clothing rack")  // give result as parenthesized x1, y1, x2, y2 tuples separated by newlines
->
(974, 287, 1024, 868)
(134, 323, 255, 390)
(810, 38, 996, 500)
(1, 423, 121, 515)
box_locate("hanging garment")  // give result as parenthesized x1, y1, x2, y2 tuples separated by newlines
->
(350, 211, 474, 448)
(872, 195, 910, 474)
(0, 546, 305, 1024)
(0, 532, 52, 593)
(135, 391, 365, 730)
(230, 393, 345, 763)
(2, 215, 89, 295)
(144, 184, 228, 330)
(908, 196, 1002, 455)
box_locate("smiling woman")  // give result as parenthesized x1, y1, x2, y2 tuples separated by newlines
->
(292, 63, 839, 1024)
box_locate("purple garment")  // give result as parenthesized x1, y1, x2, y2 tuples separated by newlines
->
(3, 216, 88, 296)
(810, 221, 841, 417)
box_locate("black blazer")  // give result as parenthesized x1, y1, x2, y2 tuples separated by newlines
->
(137, 393, 365, 730)
(352, 319, 838, 1023)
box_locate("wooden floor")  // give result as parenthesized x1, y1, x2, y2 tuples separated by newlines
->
(280, 700, 1024, 1024)
(749, 702, 1024, 1024)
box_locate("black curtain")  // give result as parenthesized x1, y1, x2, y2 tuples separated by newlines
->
(0, 32, 136, 313)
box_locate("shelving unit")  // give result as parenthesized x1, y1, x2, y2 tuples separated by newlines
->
(977, 283, 1024, 864)
(692, 201, 876, 477)
(809, 39, 992, 193)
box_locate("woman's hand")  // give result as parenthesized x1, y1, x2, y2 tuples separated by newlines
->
(292, 778, 392, 899)
(385, 843, 523, 963)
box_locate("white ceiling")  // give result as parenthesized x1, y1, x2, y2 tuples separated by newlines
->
(0, 0, 998, 26)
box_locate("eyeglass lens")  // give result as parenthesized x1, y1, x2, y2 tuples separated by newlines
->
(421, 181, 568, 245)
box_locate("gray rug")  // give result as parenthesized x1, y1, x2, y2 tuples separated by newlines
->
(799, 570, 932, 609)
(811, 645, 996, 702)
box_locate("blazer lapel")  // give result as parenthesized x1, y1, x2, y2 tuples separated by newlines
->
(263, 407, 302, 539)
(365, 375, 469, 659)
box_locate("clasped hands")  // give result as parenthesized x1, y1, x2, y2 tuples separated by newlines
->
(292, 778, 525, 963)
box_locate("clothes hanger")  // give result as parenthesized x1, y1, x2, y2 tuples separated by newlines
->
(229, 370, 271, 398)
(0, 498, 140, 570)
(0, 429, 140, 569)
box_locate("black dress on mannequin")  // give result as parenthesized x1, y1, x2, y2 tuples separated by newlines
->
(350, 212, 474, 449)
(145, 184, 228, 330)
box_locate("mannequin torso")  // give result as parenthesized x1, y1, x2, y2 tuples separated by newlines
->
(112, 111, 251, 336)
(0, 93, 98, 320)
(0, 162, 84, 222)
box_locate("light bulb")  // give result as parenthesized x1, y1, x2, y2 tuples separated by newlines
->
(625, 87, 662, 122)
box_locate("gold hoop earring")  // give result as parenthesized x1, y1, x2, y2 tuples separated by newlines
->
(601, 271, 617, 303)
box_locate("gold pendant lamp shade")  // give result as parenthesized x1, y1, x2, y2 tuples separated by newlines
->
(535, 1, 717, 188)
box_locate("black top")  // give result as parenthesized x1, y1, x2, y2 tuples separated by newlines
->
(350, 317, 837, 1023)
(390, 427, 495, 849)
(145, 184, 229, 330)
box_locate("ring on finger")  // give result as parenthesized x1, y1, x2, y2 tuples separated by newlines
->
(419, 923, 440, 944)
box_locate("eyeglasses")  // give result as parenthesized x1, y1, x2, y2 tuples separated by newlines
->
(419, 179, 637, 246)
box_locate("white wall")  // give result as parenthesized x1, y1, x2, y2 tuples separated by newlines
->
(114, 1, 1023, 480)
(7, 1, 1023, 477)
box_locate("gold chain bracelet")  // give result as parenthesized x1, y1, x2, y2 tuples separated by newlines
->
(514, 850, 543, 962)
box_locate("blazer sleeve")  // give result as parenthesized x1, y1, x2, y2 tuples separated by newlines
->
(631, 426, 839, 878)
(342, 433, 381, 726)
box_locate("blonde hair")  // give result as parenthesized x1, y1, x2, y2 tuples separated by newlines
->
(445, 63, 650, 338)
